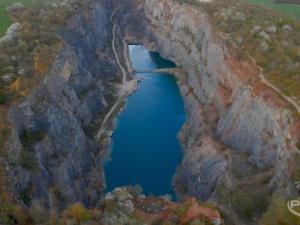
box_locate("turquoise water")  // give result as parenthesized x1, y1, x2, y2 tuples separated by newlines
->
(104, 45, 186, 198)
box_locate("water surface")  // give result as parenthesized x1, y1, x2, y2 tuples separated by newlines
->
(105, 45, 185, 197)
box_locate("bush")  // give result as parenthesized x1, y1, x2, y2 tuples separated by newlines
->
(231, 188, 270, 221)
(260, 197, 300, 225)
(231, 190, 254, 220)
(68, 203, 92, 225)
(0, 91, 6, 105)
(20, 130, 45, 147)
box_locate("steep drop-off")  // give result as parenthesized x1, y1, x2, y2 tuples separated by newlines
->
(5, 0, 134, 209)
(2, 0, 300, 223)
(121, 0, 300, 222)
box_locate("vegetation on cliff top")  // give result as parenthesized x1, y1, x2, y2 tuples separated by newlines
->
(243, 0, 300, 20)
(0, 0, 93, 220)
(0, 0, 31, 36)
(0, 186, 223, 225)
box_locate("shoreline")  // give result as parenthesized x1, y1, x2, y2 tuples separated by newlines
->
(94, 31, 139, 191)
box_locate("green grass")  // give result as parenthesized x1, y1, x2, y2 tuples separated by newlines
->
(244, 0, 300, 20)
(0, 0, 32, 36)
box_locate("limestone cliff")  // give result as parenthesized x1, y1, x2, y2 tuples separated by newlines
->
(124, 0, 300, 222)
(3, 0, 300, 223)
(6, 0, 132, 209)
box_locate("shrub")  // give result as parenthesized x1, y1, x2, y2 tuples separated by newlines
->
(68, 203, 92, 225)
(231, 190, 254, 220)
(231, 188, 270, 221)
(29, 202, 48, 224)
(20, 188, 31, 206)
(0, 91, 6, 105)
(0, 203, 16, 225)
(260, 197, 300, 225)
(20, 130, 45, 147)
(292, 154, 300, 185)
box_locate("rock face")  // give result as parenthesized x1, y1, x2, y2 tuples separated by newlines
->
(7, 0, 130, 209)
(127, 0, 298, 210)
(5, 0, 299, 221)
(0, 23, 22, 45)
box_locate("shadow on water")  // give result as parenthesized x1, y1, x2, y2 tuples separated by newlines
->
(149, 51, 176, 69)
(104, 45, 186, 199)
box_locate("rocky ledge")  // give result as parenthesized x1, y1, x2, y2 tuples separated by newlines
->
(123, 0, 300, 223)
(1, 0, 300, 224)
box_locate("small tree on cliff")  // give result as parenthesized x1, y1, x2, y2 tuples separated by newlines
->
(68, 203, 92, 225)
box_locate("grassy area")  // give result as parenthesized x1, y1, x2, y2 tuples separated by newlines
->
(199, 1, 300, 117)
(0, 0, 32, 36)
(243, 0, 300, 20)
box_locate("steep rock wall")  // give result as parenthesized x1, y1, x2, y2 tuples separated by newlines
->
(7, 0, 130, 209)
(132, 0, 298, 203)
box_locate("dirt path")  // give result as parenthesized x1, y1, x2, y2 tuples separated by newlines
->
(228, 38, 300, 116)
(95, 12, 137, 141)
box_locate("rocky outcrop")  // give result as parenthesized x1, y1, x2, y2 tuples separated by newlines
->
(127, 0, 299, 214)
(4, 0, 299, 222)
(6, 0, 131, 209)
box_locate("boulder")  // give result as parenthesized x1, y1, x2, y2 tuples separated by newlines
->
(260, 41, 269, 52)
(2, 74, 14, 85)
(266, 24, 277, 33)
(232, 11, 246, 21)
(259, 31, 270, 42)
(282, 24, 293, 32)
(18, 69, 29, 77)
(251, 25, 261, 33)
(0, 23, 22, 45)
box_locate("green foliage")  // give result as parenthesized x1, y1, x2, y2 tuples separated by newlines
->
(260, 197, 300, 225)
(20, 188, 31, 206)
(68, 203, 92, 225)
(232, 188, 270, 220)
(0, 91, 6, 105)
(243, 0, 300, 20)
(292, 154, 300, 185)
(215, 184, 271, 222)
(20, 130, 45, 171)
(0, 127, 10, 149)
(20, 130, 45, 147)
(0, 203, 16, 225)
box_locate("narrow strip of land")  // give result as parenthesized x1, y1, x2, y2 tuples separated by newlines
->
(228, 38, 300, 116)
(95, 14, 137, 140)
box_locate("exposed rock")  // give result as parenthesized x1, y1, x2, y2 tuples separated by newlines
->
(259, 31, 271, 41)
(140, 0, 296, 223)
(266, 24, 277, 33)
(7, 0, 126, 209)
(0, 23, 22, 45)
(251, 25, 261, 33)
(2, 74, 15, 85)
(232, 11, 246, 21)
(18, 69, 29, 77)
(220, 8, 234, 18)
(3, 1, 298, 224)
(260, 40, 270, 51)
(282, 24, 293, 31)
(101, 187, 224, 225)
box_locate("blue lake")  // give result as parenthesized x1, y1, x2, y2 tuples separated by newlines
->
(104, 45, 186, 198)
